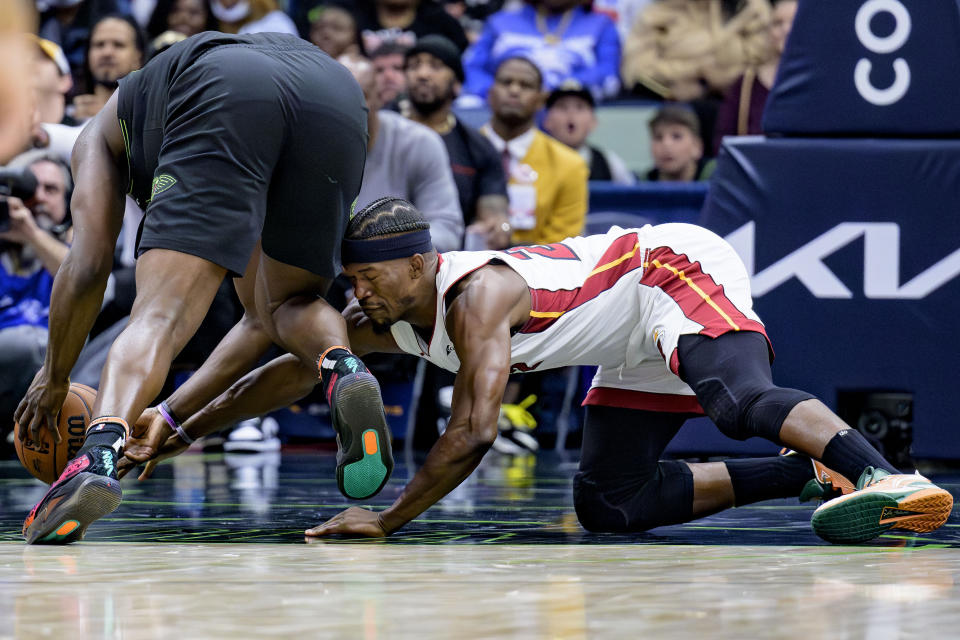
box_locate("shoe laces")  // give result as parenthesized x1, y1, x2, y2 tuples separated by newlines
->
(856, 466, 892, 490)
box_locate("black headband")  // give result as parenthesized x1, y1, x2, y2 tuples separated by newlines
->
(341, 230, 434, 264)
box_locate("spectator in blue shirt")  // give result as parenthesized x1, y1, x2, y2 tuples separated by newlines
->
(459, 0, 621, 107)
(0, 152, 73, 432)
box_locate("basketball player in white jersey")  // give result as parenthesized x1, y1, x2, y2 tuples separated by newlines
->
(121, 198, 953, 544)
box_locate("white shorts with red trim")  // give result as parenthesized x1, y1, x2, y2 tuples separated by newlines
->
(583, 223, 770, 413)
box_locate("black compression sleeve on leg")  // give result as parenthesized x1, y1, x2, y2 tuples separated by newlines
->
(678, 332, 814, 442)
(724, 454, 814, 506)
(574, 405, 694, 532)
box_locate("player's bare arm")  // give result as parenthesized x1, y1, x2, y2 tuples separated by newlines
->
(307, 265, 531, 537)
(15, 92, 127, 443)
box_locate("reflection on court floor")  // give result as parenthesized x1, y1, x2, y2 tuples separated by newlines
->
(1, 451, 958, 638)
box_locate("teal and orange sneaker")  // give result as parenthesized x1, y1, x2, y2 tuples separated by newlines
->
(22, 449, 123, 545)
(327, 367, 393, 500)
(799, 459, 856, 503)
(779, 449, 856, 503)
(811, 466, 954, 544)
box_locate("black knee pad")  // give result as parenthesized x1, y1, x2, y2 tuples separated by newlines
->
(744, 387, 816, 439)
(694, 377, 814, 441)
(694, 377, 747, 439)
(573, 461, 693, 533)
(573, 474, 629, 533)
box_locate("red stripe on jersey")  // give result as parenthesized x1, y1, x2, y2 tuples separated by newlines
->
(640, 246, 770, 347)
(520, 232, 643, 334)
(583, 387, 705, 414)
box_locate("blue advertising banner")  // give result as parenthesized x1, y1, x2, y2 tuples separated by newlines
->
(764, 0, 960, 135)
(700, 136, 960, 459)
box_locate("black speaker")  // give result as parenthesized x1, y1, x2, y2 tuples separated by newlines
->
(837, 392, 913, 470)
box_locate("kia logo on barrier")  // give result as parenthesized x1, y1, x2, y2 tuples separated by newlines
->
(854, 0, 911, 106)
(726, 222, 960, 299)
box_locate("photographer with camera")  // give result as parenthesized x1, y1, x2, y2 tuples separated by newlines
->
(0, 151, 72, 440)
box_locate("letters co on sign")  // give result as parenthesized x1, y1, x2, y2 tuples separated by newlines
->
(854, 0, 911, 106)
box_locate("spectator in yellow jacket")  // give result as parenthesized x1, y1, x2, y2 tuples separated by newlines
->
(480, 56, 588, 245)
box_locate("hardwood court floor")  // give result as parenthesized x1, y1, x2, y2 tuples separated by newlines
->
(2, 450, 959, 639)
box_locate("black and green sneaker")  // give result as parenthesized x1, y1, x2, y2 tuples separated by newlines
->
(327, 368, 393, 500)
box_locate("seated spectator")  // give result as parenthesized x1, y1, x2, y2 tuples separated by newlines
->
(0, 151, 72, 430)
(38, 0, 120, 82)
(30, 36, 78, 127)
(356, 0, 468, 54)
(459, 0, 621, 108)
(645, 104, 713, 182)
(713, 0, 798, 154)
(306, 2, 361, 58)
(480, 56, 588, 245)
(341, 55, 464, 252)
(542, 80, 636, 185)
(211, 0, 297, 35)
(73, 14, 145, 122)
(146, 0, 218, 40)
(371, 42, 409, 108)
(402, 35, 510, 249)
(622, 0, 771, 102)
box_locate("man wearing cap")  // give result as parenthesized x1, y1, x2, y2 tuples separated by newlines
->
(403, 35, 510, 250)
(31, 36, 78, 127)
(480, 56, 588, 246)
(543, 80, 636, 185)
(645, 104, 714, 183)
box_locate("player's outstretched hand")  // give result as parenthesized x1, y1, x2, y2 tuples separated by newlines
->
(14, 367, 68, 444)
(123, 407, 174, 464)
(305, 507, 388, 538)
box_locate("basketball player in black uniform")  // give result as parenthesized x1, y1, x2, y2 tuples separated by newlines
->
(17, 32, 394, 544)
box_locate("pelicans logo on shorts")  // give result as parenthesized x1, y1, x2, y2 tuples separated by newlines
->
(150, 174, 177, 200)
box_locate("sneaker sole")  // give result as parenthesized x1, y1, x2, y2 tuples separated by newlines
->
(23, 472, 123, 545)
(811, 486, 953, 544)
(330, 372, 393, 500)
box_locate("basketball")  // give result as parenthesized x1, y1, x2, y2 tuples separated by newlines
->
(13, 383, 97, 484)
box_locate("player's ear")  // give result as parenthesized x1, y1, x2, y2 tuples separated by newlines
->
(409, 253, 426, 279)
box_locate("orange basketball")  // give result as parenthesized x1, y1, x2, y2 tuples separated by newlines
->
(13, 383, 97, 484)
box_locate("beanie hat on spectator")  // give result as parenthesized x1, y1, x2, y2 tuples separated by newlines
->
(404, 35, 464, 83)
(546, 79, 595, 109)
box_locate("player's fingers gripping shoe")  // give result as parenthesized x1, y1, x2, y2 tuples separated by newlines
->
(22, 448, 122, 545)
(811, 466, 953, 544)
(327, 359, 393, 500)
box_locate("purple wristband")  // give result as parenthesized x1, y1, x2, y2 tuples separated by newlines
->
(158, 401, 194, 444)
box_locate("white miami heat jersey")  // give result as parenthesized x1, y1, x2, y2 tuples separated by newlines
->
(389, 223, 767, 409)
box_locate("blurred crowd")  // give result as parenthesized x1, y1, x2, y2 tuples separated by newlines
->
(1, 0, 798, 454)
